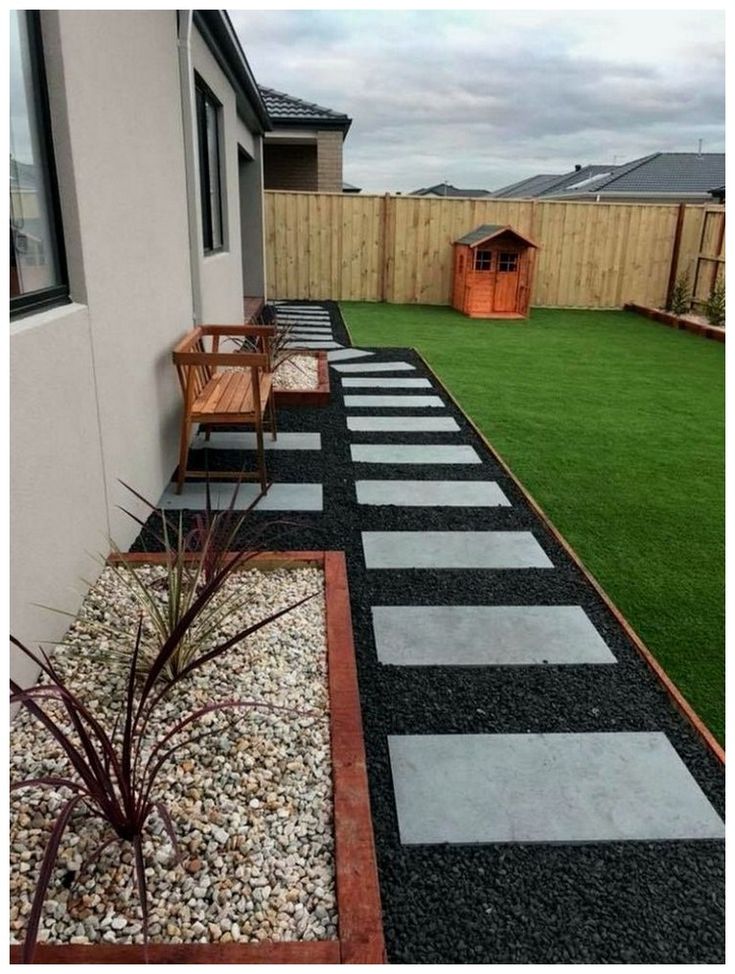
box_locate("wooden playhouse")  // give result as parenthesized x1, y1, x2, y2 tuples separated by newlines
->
(452, 224, 538, 319)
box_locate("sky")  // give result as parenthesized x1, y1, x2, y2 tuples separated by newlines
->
(230, 8, 726, 194)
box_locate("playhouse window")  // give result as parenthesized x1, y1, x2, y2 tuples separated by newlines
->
(498, 252, 518, 272)
(474, 249, 492, 271)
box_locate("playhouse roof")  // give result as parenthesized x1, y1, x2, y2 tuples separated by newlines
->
(454, 224, 538, 248)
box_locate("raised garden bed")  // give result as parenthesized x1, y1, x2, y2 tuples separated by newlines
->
(273, 353, 330, 408)
(624, 303, 725, 343)
(9, 551, 383, 964)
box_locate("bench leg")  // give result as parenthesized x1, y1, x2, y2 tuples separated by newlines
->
(176, 416, 192, 495)
(256, 424, 267, 493)
(268, 395, 277, 441)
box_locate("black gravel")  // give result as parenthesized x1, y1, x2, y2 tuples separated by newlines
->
(133, 301, 725, 963)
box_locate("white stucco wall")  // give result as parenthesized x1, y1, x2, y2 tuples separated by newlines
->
(10, 10, 193, 685)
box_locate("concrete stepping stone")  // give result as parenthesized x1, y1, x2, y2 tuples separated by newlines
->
(342, 377, 432, 388)
(351, 444, 480, 464)
(388, 732, 725, 844)
(191, 431, 321, 451)
(332, 361, 415, 373)
(327, 348, 375, 362)
(285, 340, 341, 349)
(372, 605, 616, 665)
(347, 416, 459, 432)
(362, 531, 553, 568)
(356, 480, 510, 507)
(344, 394, 444, 408)
(159, 482, 323, 511)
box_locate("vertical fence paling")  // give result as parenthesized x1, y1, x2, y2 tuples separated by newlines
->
(265, 191, 724, 309)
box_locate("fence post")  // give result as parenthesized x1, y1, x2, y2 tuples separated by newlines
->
(379, 193, 390, 303)
(665, 202, 687, 309)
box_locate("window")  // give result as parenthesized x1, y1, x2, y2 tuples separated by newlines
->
(498, 252, 519, 272)
(195, 77, 223, 253)
(10, 10, 68, 318)
(474, 249, 492, 271)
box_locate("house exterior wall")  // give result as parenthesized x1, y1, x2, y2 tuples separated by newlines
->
(10, 10, 266, 686)
(316, 130, 344, 193)
(263, 142, 319, 191)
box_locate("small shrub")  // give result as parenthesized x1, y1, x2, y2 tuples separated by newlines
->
(704, 280, 725, 328)
(11, 502, 316, 961)
(667, 273, 691, 315)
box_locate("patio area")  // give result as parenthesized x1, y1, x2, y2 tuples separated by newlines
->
(134, 301, 724, 964)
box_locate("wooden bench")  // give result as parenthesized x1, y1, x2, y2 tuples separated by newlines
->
(172, 325, 277, 494)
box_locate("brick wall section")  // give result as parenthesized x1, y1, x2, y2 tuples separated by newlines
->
(263, 143, 318, 191)
(317, 130, 343, 192)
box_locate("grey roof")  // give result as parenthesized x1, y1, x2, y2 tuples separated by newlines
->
(587, 153, 725, 195)
(259, 86, 351, 132)
(455, 224, 537, 248)
(410, 182, 491, 198)
(342, 181, 362, 193)
(491, 173, 564, 198)
(491, 166, 614, 198)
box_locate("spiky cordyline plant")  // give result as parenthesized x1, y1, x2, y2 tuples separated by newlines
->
(46, 478, 304, 682)
(11, 540, 316, 963)
(234, 304, 313, 379)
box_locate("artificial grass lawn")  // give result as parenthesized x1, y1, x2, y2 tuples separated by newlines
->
(342, 303, 725, 743)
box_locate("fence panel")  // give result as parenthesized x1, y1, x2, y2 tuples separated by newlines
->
(265, 191, 724, 310)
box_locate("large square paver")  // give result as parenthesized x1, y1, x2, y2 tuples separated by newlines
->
(159, 482, 322, 511)
(342, 377, 432, 388)
(285, 340, 341, 349)
(332, 361, 416, 373)
(372, 605, 615, 664)
(191, 431, 321, 451)
(344, 394, 444, 408)
(347, 416, 459, 432)
(356, 480, 510, 507)
(351, 444, 480, 464)
(362, 531, 553, 568)
(327, 348, 375, 362)
(388, 732, 725, 844)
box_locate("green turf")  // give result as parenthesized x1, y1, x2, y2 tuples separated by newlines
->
(342, 302, 725, 742)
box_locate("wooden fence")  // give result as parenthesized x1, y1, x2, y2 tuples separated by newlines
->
(264, 191, 724, 310)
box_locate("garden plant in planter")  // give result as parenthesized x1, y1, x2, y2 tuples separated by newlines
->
(10, 484, 320, 963)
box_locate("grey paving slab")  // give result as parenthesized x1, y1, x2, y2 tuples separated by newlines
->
(356, 480, 510, 507)
(159, 482, 322, 511)
(344, 394, 445, 408)
(332, 361, 415, 373)
(285, 327, 333, 334)
(347, 416, 459, 432)
(327, 348, 375, 362)
(285, 340, 341, 349)
(190, 431, 321, 451)
(388, 732, 725, 844)
(342, 377, 432, 388)
(351, 444, 480, 464)
(362, 531, 553, 569)
(372, 605, 616, 665)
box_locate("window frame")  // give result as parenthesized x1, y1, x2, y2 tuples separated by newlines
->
(10, 10, 69, 320)
(474, 249, 492, 271)
(195, 75, 224, 255)
(498, 252, 519, 273)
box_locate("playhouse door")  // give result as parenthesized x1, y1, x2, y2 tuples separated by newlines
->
(493, 251, 521, 313)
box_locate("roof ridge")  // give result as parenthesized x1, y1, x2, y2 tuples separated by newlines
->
(593, 152, 660, 189)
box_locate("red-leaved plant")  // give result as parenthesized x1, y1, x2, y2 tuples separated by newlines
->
(10, 481, 317, 962)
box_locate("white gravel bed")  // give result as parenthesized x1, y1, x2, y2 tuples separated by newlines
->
(10, 564, 336, 947)
(273, 355, 319, 391)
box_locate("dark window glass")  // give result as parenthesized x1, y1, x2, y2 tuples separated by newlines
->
(10, 10, 68, 317)
(195, 78, 223, 253)
(474, 249, 492, 271)
(498, 252, 519, 272)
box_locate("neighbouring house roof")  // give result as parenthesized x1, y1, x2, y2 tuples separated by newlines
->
(455, 224, 538, 249)
(259, 86, 352, 135)
(490, 173, 564, 198)
(545, 153, 726, 199)
(410, 182, 491, 198)
(709, 184, 725, 202)
(492, 166, 615, 198)
(342, 181, 362, 193)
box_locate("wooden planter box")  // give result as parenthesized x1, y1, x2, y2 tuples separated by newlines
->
(624, 303, 725, 343)
(10, 551, 384, 965)
(273, 352, 330, 408)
